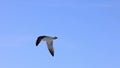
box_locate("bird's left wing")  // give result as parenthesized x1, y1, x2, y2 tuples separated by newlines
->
(36, 36, 45, 46)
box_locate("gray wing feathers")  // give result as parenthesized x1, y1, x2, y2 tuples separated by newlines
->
(46, 40, 54, 56)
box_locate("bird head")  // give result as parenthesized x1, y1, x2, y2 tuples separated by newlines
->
(53, 36, 58, 39)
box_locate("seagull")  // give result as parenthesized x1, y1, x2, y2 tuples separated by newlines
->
(36, 35, 57, 56)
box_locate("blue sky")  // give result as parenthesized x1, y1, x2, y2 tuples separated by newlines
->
(0, 0, 120, 68)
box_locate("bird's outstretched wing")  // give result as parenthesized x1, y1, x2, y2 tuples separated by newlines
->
(36, 36, 46, 46)
(46, 40, 54, 56)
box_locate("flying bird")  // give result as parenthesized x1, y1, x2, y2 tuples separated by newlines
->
(36, 35, 57, 56)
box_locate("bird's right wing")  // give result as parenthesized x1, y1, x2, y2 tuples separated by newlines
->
(46, 40, 54, 56)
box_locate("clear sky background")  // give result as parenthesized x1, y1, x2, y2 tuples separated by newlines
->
(0, 0, 120, 68)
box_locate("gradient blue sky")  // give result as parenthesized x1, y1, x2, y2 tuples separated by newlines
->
(0, 0, 120, 68)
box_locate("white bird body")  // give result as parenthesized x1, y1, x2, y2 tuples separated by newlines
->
(42, 36, 53, 41)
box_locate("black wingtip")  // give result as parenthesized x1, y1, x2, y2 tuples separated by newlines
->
(36, 42, 39, 46)
(52, 53, 54, 57)
(36, 44, 38, 46)
(36, 41, 39, 46)
(49, 49, 54, 57)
